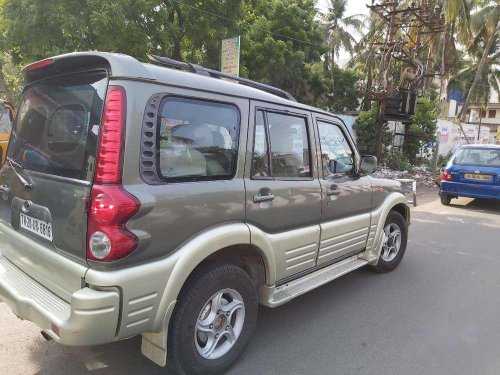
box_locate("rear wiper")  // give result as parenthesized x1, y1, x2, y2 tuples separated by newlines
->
(6, 156, 33, 189)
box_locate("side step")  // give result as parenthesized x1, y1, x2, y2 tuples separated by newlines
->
(261, 256, 371, 307)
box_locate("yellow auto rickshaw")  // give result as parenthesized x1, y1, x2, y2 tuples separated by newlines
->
(0, 99, 15, 163)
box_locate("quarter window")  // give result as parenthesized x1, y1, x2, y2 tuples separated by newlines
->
(157, 97, 240, 181)
(317, 121, 354, 177)
(251, 110, 311, 179)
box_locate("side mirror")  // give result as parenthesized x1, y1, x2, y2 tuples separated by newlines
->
(328, 157, 353, 174)
(328, 159, 337, 174)
(360, 155, 377, 174)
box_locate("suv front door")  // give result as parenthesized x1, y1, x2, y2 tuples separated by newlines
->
(313, 116, 373, 266)
(245, 102, 322, 281)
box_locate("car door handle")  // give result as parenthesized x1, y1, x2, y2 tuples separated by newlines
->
(253, 194, 275, 203)
(326, 188, 341, 196)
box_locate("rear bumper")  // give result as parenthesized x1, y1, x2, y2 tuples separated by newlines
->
(440, 181, 500, 200)
(0, 218, 177, 346)
(0, 255, 120, 346)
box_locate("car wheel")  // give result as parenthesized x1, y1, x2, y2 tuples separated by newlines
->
(370, 211, 408, 273)
(440, 194, 451, 205)
(168, 263, 258, 375)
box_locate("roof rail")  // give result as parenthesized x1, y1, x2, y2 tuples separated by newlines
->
(147, 54, 296, 102)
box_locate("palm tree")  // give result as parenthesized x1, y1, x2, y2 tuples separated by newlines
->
(348, 12, 386, 110)
(439, 0, 474, 97)
(458, 3, 500, 122)
(320, 0, 364, 74)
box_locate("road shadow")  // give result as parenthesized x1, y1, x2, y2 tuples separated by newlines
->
(29, 335, 167, 374)
(27, 261, 425, 375)
(26, 268, 377, 375)
(448, 198, 500, 215)
(26, 208, 497, 375)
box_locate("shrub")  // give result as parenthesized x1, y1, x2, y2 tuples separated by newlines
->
(385, 149, 412, 171)
(354, 107, 392, 162)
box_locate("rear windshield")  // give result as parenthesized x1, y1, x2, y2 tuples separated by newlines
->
(8, 71, 107, 181)
(454, 147, 500, 167)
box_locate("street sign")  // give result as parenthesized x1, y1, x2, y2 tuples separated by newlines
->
(221, 36, 240, 77)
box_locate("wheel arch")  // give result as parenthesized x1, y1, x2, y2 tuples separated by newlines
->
(152, 223, 277, 329)
(364, 193, 410, 263)
(142, 222, 274, 366)
(390, 202, 410, 225)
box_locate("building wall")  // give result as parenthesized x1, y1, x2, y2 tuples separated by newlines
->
(437, 119, 496, 156)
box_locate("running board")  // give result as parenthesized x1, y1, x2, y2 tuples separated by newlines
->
(261, 256, 372, 307)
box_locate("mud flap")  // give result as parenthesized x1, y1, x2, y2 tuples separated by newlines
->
(142, 332, 168, 367)
(140, 300, 176, 367)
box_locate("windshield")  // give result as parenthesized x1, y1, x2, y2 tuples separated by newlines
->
(0, 104, 13, 135)
(453, 147, 500, 167)
(8, 71, 107, 181)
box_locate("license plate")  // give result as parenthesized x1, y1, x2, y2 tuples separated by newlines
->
(19, 213, 53, 241)
(464, 173, 492, 181)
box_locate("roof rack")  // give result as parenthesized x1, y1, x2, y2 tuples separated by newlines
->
(147, 54, 296, 102)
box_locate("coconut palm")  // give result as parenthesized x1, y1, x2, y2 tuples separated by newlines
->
(438, 0, 474, 95)
(321, 0, 365, 70)
(458, 3, 500, 121)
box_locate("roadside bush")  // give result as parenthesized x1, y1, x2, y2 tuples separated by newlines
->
(437, 151, 453, 168)
(385, 149, 412, 171)
(354, 107, 392, 162)
(405, 97, 438, 163)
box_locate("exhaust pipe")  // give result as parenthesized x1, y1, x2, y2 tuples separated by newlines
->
(40, 331, 53, 341)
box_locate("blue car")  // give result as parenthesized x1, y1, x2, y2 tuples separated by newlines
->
(440, 144, 500, 205)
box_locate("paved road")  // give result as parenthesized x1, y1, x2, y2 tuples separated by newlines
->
(1, 196, 500, 375)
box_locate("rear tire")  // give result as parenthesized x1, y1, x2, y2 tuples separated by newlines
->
(168, 263, 258, 375)
(440, 194, 451, 205)
(370, 211, 408, 273)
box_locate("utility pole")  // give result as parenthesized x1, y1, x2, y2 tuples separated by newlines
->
(366, 0, 445, 159)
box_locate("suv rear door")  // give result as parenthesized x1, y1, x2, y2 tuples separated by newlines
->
(245, 101, 322, 281)
(0, 71, 107, 276)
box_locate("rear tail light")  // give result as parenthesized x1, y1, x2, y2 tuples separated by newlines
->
(87, 86, 140, 262)
(442, 170, 452, 181)
(95, 86, 127, 184)
(87, 185, 140, 261)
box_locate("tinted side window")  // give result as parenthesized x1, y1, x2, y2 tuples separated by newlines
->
(251, 110, 311, 179)
(157, 97, 240, 181)
(268, 112, 311, 178)
(318, 121, 354, 177)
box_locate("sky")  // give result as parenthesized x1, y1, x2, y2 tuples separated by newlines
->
(317, 0, 371, 66)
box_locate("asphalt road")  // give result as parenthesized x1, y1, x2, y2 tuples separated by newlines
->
(1, 195, 500, 375)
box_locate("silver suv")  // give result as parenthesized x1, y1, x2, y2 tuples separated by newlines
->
(0, 52, 409, 374)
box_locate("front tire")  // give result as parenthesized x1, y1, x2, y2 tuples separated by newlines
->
(168, 263, 258, 375)
(370, 211, 408, 273)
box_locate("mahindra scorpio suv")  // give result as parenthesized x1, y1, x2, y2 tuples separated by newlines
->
(0, 52, 410, 374)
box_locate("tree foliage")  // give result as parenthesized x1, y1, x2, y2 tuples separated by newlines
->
(328, 65, 361, 112)
(353, 107, 392, 160)
(240, 0, 327, 102)
(406, 97, 438, 164)
(0, 0, 361, 108)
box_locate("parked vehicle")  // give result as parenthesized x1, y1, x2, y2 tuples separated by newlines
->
(440, 144, 500, 205)
(0, 99, 15, 163)
(0, 52, 410, 375)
